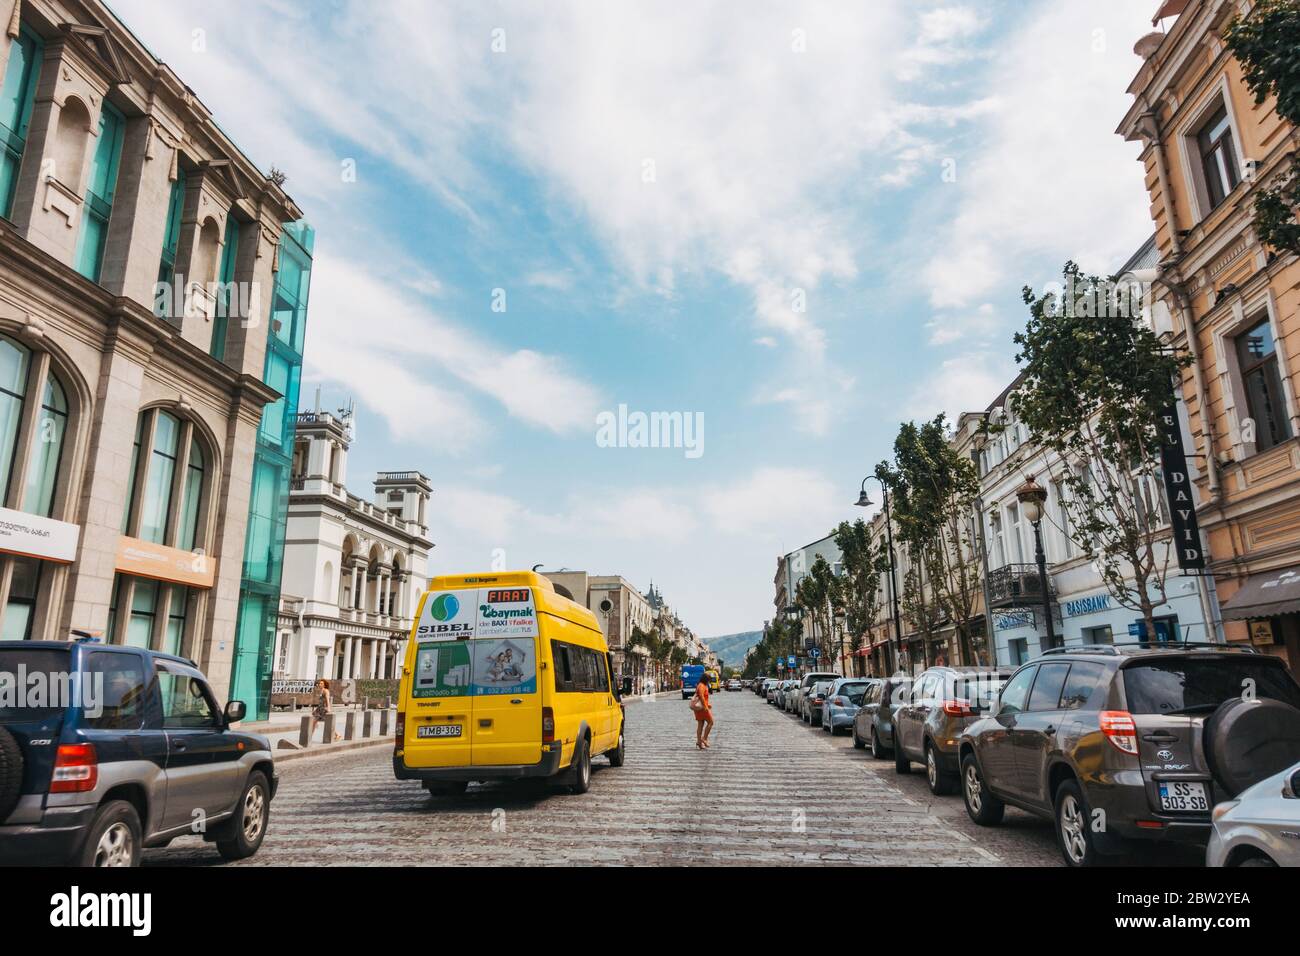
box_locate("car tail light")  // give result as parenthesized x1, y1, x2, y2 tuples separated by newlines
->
(50, 743, 97, 793)
(1099, 710, 1138, 755)
(942, 698, 973, 716)
(542, 707, 555, 744)
(832, 696, 848, 706)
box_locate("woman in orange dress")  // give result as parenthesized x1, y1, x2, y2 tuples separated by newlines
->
(691, 678, 714, 749)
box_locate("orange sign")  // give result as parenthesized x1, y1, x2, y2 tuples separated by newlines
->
(114, 536, 215, 589)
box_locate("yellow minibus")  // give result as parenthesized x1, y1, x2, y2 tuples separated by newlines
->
(393, 571, 625, 795)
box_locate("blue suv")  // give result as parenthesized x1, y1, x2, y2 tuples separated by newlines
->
(0, 640, 277, 867)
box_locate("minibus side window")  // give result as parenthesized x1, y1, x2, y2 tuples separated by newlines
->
(593, 650, 610, 693)
(574, 647, 595, 692)
(552, 640, 575, 693)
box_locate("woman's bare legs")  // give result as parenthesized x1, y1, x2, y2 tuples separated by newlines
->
(702, 717, 714, 746)
(695, 720, 705, 748)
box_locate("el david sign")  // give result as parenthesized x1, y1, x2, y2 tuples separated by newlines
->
(1158, 403, 1204, 571)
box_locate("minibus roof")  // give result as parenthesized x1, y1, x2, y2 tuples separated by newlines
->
(424, 571, 604, 639)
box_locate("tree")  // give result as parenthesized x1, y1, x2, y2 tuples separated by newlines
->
(1226, 0, 1300, 256)
(1013, 262, 1192, 639)
(878, 417, 985, 666)
(833, 518, 888, 675)
(795, 555, 839, 670)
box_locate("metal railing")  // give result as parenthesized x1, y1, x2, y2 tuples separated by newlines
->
(987, 563, 1055, 609)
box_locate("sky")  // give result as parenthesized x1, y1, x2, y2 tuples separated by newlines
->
(107, 0, 1159, 639)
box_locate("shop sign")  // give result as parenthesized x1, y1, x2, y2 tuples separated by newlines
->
(0, 506, 79, 563)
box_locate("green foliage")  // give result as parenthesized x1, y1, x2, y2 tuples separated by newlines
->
(832, 518, 887, 663)
(877, 415, 984, 664)
(1227, 0, 1300, 256)
(1013, 263, 1192, 626)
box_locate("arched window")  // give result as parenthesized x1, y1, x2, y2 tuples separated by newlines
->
(0, 334, 72, 517)
(0, 333, 78, 641)
(121, 407, 210, 551)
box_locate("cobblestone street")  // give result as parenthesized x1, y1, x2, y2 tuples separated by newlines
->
(147, 690, 1072, 866)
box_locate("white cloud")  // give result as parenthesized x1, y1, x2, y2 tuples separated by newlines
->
(903, 350, 1016, 423)
(702, 467, 841, 538)
(305, 250, 603, 442)
(921, 1, 1154, 314)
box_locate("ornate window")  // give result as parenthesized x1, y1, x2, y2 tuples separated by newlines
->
(0, 26, 42, 219)
(121, 407, 210, 551)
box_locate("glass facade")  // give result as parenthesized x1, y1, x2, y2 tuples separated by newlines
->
(0, 27, 41, 220)
(231, 221, 313, 719)
(74, 102, 125, 283)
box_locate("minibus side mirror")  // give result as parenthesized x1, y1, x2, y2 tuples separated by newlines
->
(621, 676, 634, 698)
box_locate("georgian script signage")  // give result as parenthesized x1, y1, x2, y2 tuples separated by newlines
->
(1158, 404, 1204, 571)
(0, 507, 79, 563)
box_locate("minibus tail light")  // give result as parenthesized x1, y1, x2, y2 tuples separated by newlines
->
(395, 711, 405, 749)
(542, 707, 556, 744)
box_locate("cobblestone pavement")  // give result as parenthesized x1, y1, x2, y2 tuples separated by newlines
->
(145, 690, 1189, 866)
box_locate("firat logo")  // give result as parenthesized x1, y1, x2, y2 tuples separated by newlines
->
(429, 593, 460, 621)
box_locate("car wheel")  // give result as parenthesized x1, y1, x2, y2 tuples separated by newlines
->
(0, 726, 23, 823)
(607, 726, 626, 767)
(925, 744, 956, 796)
(961, 754, 1005, 826)
(1235, 855, 1278, 867)
(852, 726, 866, 749)
(569, 736, 592, 794)
(79, 800, 142, 868)
(1054, 779, 1104, 868)
(894, 737, 911, 774)
(216, 771, 271, 862)
(871, 729, 887, 760)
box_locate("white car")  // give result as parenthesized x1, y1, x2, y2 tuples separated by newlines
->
(1206, 761, 1300, 867)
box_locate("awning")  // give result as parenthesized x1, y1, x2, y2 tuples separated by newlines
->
(1152, 0, 1189, 25)
(1221, 566, 1300, 621)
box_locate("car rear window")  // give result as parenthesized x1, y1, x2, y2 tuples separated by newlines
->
(1123, 657, 1300, 715)
(0, 648, 71, 721)
(839, 682, 870, 704)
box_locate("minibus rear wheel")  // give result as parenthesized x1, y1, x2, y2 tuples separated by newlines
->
(569, 736, 592, 794)
(608, 726, 626, 767)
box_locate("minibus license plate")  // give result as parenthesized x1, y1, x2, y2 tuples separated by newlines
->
(417, 724, 462, 739)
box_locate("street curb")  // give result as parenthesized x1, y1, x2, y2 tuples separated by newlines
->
(273, 735, 393, 764)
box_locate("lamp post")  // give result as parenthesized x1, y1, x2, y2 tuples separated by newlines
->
(1014, 475, 1058, 649)
(856, 476, 904, 675)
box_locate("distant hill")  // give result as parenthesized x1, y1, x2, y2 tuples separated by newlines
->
(704, 630, 762, 667)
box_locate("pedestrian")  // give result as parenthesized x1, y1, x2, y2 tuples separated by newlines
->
(311, 678, 340, 742)
(690, 677, 713, 749)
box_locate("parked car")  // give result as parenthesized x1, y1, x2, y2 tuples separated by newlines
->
(725, 679, 742, 691)
(770, 679, 792, 706)
(0, 640, 275, 867)
(894, 666, 1012, 796)
(957, 644, 1300, 867)
(1207, 760, 1300, 868)
(782, 680, 801, 712)
(789, 671, 838, 716)
(853, 676, 912, 758)
(821, 678, 875, 735)
(801, 680, 836, 726)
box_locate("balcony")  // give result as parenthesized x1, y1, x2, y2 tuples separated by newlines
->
(987, 563, 1056, 610)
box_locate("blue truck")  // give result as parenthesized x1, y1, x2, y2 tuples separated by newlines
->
(680, 664, 705, 700)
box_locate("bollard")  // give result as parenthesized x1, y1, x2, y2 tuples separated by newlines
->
(380, 709, 391, 736)
(299, 715, 312, 748)
(362, 710, 374, 738)
(321, 713, 335, 744)
(345, 710, 356, 741)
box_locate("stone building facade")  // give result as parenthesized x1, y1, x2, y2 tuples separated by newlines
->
(273, 406, 431, 685)
(0, 0, 309, 699)
(1118, 0, 1300, 676)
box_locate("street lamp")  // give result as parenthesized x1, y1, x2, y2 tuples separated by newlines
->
(856, 476, 904, 675)
(1014, 475, 1058, 649)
